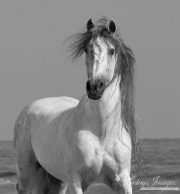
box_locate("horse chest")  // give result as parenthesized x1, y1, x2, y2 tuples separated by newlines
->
(70, 131, 119, 182)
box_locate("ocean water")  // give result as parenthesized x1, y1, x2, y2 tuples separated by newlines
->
(0, 139, 180, 194)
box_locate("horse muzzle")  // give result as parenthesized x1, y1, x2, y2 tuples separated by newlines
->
(86, 79, 105, 100)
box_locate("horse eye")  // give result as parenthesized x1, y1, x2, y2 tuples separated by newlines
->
(84, 48, 88, 54)
(109, 48, 115, 56)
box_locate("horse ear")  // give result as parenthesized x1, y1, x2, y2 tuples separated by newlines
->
(107, 19, 116, 34)
(87, 18, 94, 31)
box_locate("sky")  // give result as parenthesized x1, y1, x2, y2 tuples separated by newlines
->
(0, 0, 180, 140)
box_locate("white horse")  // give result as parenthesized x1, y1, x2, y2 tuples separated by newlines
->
(14, 17, 140, 194)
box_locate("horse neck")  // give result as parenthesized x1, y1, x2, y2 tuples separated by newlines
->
(84, 77, 121, 139)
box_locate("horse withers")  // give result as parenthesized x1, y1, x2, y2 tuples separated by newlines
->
(14, 17, 140, 194)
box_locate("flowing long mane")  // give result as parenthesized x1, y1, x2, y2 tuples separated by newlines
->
(65, 17, 143, 169)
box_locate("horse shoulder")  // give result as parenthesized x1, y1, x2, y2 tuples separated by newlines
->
(28, 96, 79, 148)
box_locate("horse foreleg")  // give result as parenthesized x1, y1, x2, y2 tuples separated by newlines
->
(47, 173, 68, 194)
(68, 179, 83, 194)
(69, 184, 83, 194)
(57, 182, 68, 194)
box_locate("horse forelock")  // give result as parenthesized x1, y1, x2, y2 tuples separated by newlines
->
(64, 16, 143, 169)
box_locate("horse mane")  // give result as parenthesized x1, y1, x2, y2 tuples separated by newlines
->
(64, 17, 143, 170)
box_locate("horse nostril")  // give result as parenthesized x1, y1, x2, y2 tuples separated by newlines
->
(100, 82, 103, 88)
(99, 82, 103, 88)
(96, 81, 104, 91)
(86, 80, 91, 90)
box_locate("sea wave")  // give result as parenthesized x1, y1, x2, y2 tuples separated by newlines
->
(0, 172, 16, 178)
(0, 179, 16, 185)
(134, 172, 180, 180)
